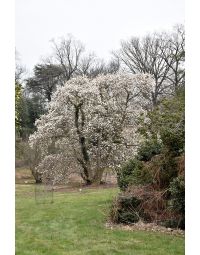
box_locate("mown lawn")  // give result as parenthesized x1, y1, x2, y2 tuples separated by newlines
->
(16, 185, 184, 255)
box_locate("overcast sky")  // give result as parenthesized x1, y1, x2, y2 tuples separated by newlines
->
(16, 0, 184, 73)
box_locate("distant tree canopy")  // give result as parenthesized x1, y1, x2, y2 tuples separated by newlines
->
(26, 64, 63, 102)
(25, 25, 185, 111)
(79, 58, 120, 78)
(20, 95, 46, 139)
(114, 24, 185, 106)
(16, 89, 45, 139)
(51, 35, 85, 82)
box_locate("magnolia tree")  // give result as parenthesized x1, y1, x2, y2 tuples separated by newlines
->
(29, 73, 154, 185)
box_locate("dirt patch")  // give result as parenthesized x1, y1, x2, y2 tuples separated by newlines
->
(105, 221, 184, 236)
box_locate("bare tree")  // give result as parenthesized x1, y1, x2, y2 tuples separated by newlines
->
(106, 58, 121, 74)
(114, 25, 185, 106)
(159, 25, 185, 93)
(115, 35, 170, 106)
(81, 58, 120, 78)
(25, 36, 120, 106)
(15, 49, 26, 83)
(76, 53, 96, 76)
(51, 35, 85, 83)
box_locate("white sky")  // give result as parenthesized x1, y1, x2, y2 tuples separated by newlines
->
(16, 0, 185, 72)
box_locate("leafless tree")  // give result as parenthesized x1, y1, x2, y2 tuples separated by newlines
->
(159, 25, 185, 93)
(76, 53, 96, 76)
(81, 57, 120, 78)
(114, 25, 185, 106)
(114, 35, 169, 106)
(51, 35, 85, 83)
(15, 49, 26, 83)
(105, 58, 121, 74)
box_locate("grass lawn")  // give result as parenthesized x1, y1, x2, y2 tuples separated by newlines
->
(16, 184, 184, 255)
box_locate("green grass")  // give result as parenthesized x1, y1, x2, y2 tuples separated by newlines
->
(16, 185, 184, 255)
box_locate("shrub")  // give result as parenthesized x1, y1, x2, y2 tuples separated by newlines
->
(169, 176, 185, 215)
(110, 186, 170, 225)
(137, 140, 162, 162)
(161, 127, 184, 156)
(112, 90, 185, 229)
(117, 159, 151, 191)
(168, 176, 185, 229)
(148, 154, 178, 189)
(110, 195, 141, 224)
(137, 89, 185, 157)
(117, 159, 140, 191)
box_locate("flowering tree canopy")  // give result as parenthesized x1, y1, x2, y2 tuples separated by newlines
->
(29, 73, 154, 185)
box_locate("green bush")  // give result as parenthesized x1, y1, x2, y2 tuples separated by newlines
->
(113, 91, 185, 228)
(137, 89, 185, 157)
(169, 176, 185, 215)
(161, 126, 184, 156)
(156, 154, 178, 189)
(137, 140, 162, 162)
(117, 159, 150, 191)
(110, 195, 141, 224)
(118, 211, 140, 224)
(168, 176, 185, 229)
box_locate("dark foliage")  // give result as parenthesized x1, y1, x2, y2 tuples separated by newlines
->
(112, 90, 185, 229)
(169, 176, 185, 216)
(117, 159, 149, 191)
(110, 195, 141, 224)
(19, 95, 45, 139)
(137, 140, 162, 162)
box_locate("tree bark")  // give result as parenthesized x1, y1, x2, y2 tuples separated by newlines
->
(31, 169, 42, 183)
(92, 168, 104, 185)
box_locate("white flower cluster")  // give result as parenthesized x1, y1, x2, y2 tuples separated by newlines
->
(29, 73, 154, 184)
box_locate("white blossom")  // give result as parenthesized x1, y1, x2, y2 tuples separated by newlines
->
(29, 74, 154, 184)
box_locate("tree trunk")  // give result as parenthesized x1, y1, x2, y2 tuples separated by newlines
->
(81, 168, 104, 185)
(92, 168, 104, 185)
(31, 168, 42, 184)
(35, 178, 42, 184)
(85, 179, 92, 185)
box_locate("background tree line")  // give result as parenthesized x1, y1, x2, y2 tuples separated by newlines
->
(15, 25, 185, 183)
(16, 25, 184, 139)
